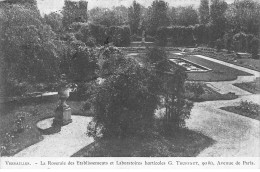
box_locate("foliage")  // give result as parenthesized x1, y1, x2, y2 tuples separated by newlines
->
(88, 6, 128, 27)
(87, 48, 160, 138)
(1, 4, 61, 86)
(235, 100, 260, 117)
(250, 37, 259, 59)
(193, 24, 208, 45)
(128, 1, 141, 35)
(175, 6, 199, 26)
(146, 0, 170, 36)
(210, 0, 228, 40)
(199, 0, 210, 24)
(62, 0, 88, 29)
(215, 38, 223, 52)
(156, 26, 195, 46)
(89, 23, 107, 45)
(108, 25, 131, 47)
(225, 0, 260, 35)
(146, 47, 193, 134)
(0, 112, 32, 156)
(185, 82, 205, 99)
(44, 12, 63, 33)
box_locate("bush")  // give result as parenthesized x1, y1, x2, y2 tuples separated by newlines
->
(236, 100, 260, 116)
(130, 34, 142, 42)
(185, 82, 205, 99)
(250, 37, 259, 59)
(146, 35, 155, 42)
(89, 23, 108, 46)
(108, 25, 131, 47)
(215, 39, 223, 52)
(233, 32, 248, 52)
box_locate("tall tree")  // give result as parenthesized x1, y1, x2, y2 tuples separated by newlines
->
(147, 0, 170, 36)
(128, 0, 141, 35)
(62, 0, 88, 29)
(199, 0, 210, 24)
(176, 6, 199, 26)
(89, 6, 128, 27)
(210, 0, 228, 39)
(225, 0, 260, 35)
(1, 3, 61, 84)
(168, 7, 177, 25)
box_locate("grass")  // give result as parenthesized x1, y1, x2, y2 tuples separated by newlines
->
(72, 129, 215, 157)
(179, 55, 252, 82)
(221, 106, 260, 121)
(233, 79, 260, 94)
(188, 51, 260, 72)
(0, 98, 89, 156)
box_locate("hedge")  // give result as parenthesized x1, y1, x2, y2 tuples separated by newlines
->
(156, 26, 195, 47)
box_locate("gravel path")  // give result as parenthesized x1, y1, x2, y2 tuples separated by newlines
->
(186, 95, 260, 157)
(182, 54, 260, 157)
(14, 116, 94, 157)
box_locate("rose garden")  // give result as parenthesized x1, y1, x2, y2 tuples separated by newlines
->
(0, 0, 259, 157)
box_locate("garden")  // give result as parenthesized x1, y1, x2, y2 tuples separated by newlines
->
(0, 0, 259, 157)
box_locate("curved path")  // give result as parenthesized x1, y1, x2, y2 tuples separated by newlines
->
(14, 116, 94, 157)
(177, 54, 260, 157)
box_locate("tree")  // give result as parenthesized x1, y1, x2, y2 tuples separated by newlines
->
(44, 12, 63, 33)
(176, 6, 199, 26)
(168, 7, 177, 25)
(128, 1, 141, 35)
(147, 0, 170, 36)
(199, 0, 210, 24)
(87, 46, 160, 138)
(1, 4, 61, 85)
(62, 0, 88, 29)
(210, 0, 228, 40)
(89, 6, 128, 27)
(225, 0, 260, 35)
(146, 47, 193, 133)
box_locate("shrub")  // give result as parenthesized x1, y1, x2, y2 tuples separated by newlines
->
(250, 37, 259, 59)
(193, 24, 207, 45)
(236, 100, 260, 116)
(89, 23, 108, 45)
(185, 82, 205, 99)
(146, 35, 155, 42)
(108, 25, 131, 47)
(233, 32, 248, 52)
(156, 27, 168, 46)
(130, 34, 142, 42)
(215, 39, 223, 52)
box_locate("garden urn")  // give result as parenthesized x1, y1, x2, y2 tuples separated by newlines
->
(52, 83, 77, 126)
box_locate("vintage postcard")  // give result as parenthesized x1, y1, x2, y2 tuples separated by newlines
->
(0, 0, 259, 169)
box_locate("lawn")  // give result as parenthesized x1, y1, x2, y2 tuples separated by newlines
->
(180, 55, 252, 81)
(188, 51, 260, 72)
(233, 79, 260, 94)
(72, 129, 215, 157)
(0, 98, 89, 156)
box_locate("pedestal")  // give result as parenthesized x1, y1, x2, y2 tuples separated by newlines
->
(52, 105, 72, 126)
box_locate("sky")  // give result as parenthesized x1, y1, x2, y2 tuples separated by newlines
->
(36, 0, 235, 14)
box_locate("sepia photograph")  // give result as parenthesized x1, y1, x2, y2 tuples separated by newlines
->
(0, 0, 259, 168)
